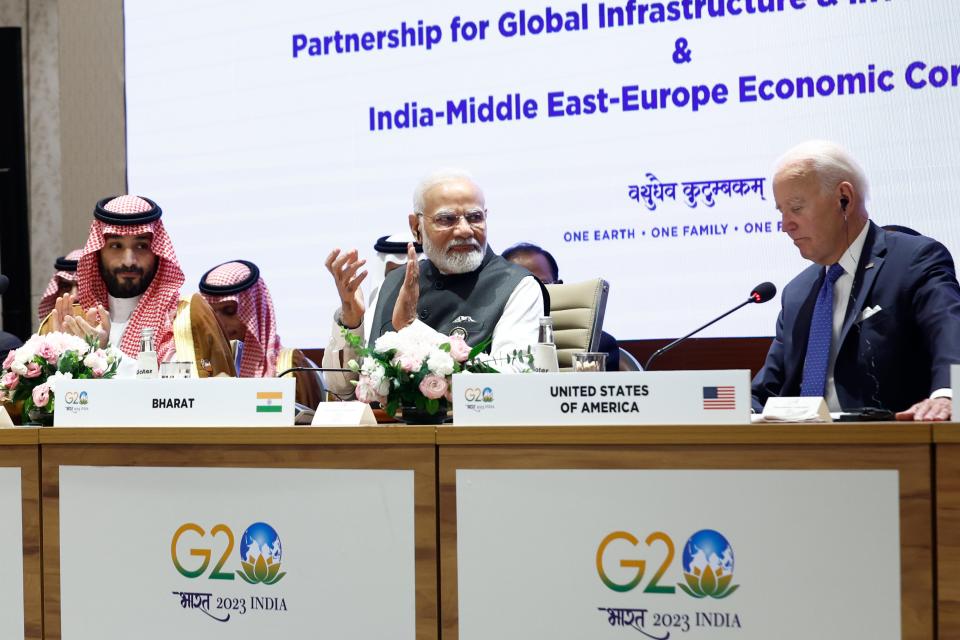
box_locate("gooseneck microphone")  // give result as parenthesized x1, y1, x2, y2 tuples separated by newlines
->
(277, 366, 357, 402)
(644, 282, 777, 371)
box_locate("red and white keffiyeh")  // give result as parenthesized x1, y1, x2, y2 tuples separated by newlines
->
(37, 249, 83, 321)
(199, 261, 281, 377)
(76, 195, 184, 359)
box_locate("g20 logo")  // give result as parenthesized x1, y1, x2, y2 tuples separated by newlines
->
(172, 521, 286, 585)
(596, 528, 739, 599)
(463, 387, 493, 402)
(62, 391, 88, 405)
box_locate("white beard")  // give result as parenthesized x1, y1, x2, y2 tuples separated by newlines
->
(421, 223, 485, 274)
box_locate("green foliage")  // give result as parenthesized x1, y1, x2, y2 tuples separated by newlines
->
(1, 334, 120, 419)
(340, 327, 513, 417)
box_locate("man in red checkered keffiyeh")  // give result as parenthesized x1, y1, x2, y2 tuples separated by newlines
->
(199, 260, 281, 377)
(37, 249, 83, 322)
(56, 195, 184, 361)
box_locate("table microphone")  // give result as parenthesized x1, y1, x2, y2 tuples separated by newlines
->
(0, 274, 8, 296)
(644, 282, 777, 371)
(277, 366, 359, 403)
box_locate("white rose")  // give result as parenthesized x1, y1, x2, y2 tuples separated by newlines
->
(14, 336, 40, 364)
(374, 331, 403, 354)
(426, 349, 455, 377)
(398, 322, 445, 346)
(365, 363, 386, 387)
(83, 350, 108, 371)
(47, 370, 74, 393)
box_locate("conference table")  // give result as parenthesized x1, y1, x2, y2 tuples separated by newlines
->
(4, 422, 959, 639)
(936, 423, 960, 638)
(436, 423, 935, 640)
(37, 426, 438, 640)
(0, 428, 41, 640)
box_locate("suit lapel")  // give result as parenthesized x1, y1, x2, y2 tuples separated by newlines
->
(838, 222, 887, 347)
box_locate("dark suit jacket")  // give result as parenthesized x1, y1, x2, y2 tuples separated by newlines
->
(0, 331, 21, 363)
(752, 222, 960, 412)
(598, 331, 620, 371)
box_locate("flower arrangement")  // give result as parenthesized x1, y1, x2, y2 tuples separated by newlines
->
(343, 322, 528, 418)
(0, 331, 121, 421)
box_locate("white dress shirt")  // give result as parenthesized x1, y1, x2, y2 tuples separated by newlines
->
(322, 275, 543, 396)
(109, 295, 140, 378)
(824, 223, 949, 411)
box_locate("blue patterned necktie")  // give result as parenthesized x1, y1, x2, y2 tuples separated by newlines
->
(800, 263, 845, 397)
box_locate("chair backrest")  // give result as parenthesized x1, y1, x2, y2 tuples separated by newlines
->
(277, 347, 327, 408)
(545, 279, 609, 370)
(618, 347, 643, 371)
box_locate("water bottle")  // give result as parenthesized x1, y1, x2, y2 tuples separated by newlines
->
(136, 327, 159, 379)
(532, 316, 559, 373)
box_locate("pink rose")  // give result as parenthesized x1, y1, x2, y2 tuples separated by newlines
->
(1, 372, 19, 391)
(36, 342, 59, 365)
(397, 354, 423, 373)
(2, 349, 15, 370)
(92, 367, 106, 378)
(419, 374, 448, 400)
(354, 376, 379, 403)
(32, 383, 50, 408)
(448, 334, 471, 363)
(24, 362, 42, 378)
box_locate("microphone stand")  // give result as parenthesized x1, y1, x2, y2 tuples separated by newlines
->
(644, 298, 756, 371)
(276, 366, 356, 403)
(277, 366, 351, 377)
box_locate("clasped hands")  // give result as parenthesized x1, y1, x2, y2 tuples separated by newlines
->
(49, 293, 111, 349)
(325, 244, 420, 330)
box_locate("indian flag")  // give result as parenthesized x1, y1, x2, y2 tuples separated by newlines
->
(256, 391, 283, 413)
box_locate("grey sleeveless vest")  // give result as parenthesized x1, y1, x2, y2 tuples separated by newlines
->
(368, 247, 533, 349)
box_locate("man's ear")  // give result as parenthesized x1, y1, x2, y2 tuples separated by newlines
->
(837, 182, 854, 215)
(408, 213, 421, 243)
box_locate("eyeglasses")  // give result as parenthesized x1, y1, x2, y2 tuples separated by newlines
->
(418, 210, 487, 229)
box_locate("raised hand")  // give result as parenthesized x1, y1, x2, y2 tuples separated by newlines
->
(51, 294, 110, 348)
(325, 248, 367, 328)
(392, 243, 420, 330)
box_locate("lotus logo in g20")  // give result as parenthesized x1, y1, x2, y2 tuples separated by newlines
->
(677, 529, 739, 599)
(237, 522, 286, 585)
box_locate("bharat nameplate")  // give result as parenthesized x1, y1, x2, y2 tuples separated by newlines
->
(452, 370, 751, 425)
(55, 378, 295, 426)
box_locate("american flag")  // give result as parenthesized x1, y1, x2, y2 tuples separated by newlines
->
(703, 386, 736, 410)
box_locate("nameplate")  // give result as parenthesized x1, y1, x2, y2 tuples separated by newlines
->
(55, 378, 295, 427)
(452, 370, 751, 425)
(312, 401, 377, 426)
(761, 396, 831, 423)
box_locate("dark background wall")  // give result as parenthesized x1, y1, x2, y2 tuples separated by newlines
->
(0, 27, 31, 339)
